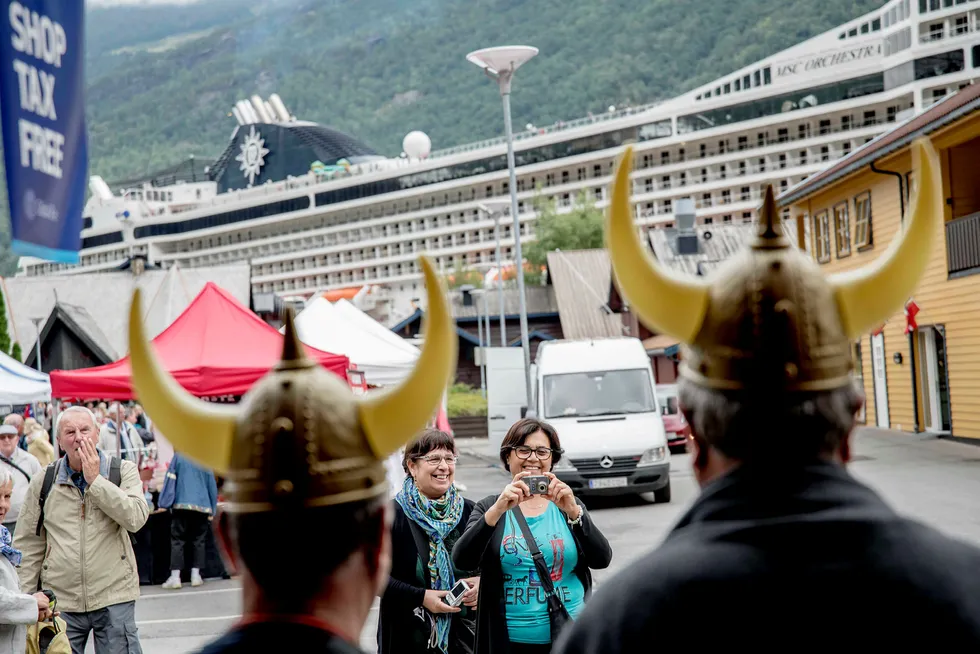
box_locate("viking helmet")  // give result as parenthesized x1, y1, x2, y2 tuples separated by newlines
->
(128, 256, 457, 512)
(607, 139, 941, 392)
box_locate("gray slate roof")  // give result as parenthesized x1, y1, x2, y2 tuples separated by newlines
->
(3, 263, 251, 361)
(546, 250, 623, 340)
(647, 220, 799, 276)
(57, 303, 118, 361)
(451, 286, 558, 320)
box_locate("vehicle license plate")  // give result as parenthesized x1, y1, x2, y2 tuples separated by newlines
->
(588, 477, 628, 489)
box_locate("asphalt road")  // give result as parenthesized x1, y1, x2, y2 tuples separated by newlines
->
(120, 428, 980, 654)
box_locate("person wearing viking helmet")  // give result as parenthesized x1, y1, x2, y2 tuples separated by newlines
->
(553, 140, 980, 653)
(127, 257, 457, 654)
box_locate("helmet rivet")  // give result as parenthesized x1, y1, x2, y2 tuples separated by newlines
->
(274, 479, 294, 496)
(785, 363, 798, 379)
(271, 417, 293, 433)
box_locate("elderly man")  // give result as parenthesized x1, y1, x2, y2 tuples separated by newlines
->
(15, 406, 149, 654)
(126, 256, 454, 653)
(0, 415, 42, 534)
(554, 141, 980, 652)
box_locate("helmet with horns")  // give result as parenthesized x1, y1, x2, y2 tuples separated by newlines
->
(127, 256, 456, 512)
(606, 139, 940, 392)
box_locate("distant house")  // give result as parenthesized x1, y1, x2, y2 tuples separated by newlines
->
(390, 286, 561, 387)
(24, 303, 116, 373)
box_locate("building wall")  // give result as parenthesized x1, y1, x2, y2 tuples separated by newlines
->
(789, 116, 980, 439)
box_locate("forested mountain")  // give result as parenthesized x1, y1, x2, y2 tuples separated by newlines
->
(0, 0, 887, 274)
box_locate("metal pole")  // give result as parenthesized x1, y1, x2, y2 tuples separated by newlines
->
(31, 318, 43, 371)
(476, 295, 486, 399)
(499, 82, 533, 409)
(494, 211, 506, 346)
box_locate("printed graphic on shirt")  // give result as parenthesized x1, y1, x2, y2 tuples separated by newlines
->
(500, 510, 583, 608)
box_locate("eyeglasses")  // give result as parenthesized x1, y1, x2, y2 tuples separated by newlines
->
(415, 454, 458, 466)
(510, 446, 560, 460)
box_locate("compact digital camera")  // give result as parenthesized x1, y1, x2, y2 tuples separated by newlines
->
(442, 579, 471, 607)
(524, 476, 551, 495)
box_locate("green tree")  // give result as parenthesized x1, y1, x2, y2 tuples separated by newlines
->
(525, 191, 605, 269)
(443, 261, 484, 289)
(10, 342, 20, 362)
(0, 290, 10, 355)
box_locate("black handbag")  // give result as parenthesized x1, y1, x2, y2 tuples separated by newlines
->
(511, 507, 572, 642)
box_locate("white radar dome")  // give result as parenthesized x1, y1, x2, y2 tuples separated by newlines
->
(403, 131, 431, 159)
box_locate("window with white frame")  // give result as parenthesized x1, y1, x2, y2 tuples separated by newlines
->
(854, 191, 873, 249)
(813, 210, 831, 263)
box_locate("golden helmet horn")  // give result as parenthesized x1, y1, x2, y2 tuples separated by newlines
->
(606, 145, 710, 343)
(128, 256, 456, 476)
(829, 138, 941, 338)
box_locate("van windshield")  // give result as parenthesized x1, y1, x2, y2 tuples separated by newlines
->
(542, 369, 657, 418)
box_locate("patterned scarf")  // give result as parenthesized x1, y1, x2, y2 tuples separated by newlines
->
(395, 475, 464, 653)
(0, 525, 21, 567)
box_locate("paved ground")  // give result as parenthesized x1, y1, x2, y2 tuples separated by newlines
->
(120, 428, 980, 654)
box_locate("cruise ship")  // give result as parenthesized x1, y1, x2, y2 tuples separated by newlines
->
(18, 0, 980, 323)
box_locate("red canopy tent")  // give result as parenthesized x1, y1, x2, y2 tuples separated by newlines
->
(50, 282, 351, 400)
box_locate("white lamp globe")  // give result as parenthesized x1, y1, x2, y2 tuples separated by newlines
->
(403, 131, 431, 159)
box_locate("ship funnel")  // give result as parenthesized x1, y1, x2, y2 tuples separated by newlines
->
(250, 95, 273, 123)
(269, 94, 291, 122)
(235, 100, 255, 124)
(263, 99, 278, 124)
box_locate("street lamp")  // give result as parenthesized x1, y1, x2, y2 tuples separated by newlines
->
(471, 288, 492, 400)
(467, 45, 538, 409)
(477, 199, 511, 346)
(29, 317, 44, 371)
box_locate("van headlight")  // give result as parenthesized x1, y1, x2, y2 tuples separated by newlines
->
(638, 446, 667, 466)
(553, 458, 576, 472)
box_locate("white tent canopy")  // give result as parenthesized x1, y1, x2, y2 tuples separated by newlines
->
(290, 298, 419, 387)
(0, 350, 50, 404)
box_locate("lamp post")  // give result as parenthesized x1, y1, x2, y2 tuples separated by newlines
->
(467, 45, 538, 409)
(470, 288, 487, 399)
(478, 199, 511, 346)
(30, 317, 44, 371)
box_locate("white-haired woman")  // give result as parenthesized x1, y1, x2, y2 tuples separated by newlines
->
(0, 468, 54, 651)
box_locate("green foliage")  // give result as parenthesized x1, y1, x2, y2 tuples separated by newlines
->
(447, 382, 487, 418)
(444, 261, 484, 289)
(525, 191, 605, 268)
(10, 342, 20, 362)
(0, 290, 9, 355)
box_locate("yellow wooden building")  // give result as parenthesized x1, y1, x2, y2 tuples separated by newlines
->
(779, 83, 980, 442)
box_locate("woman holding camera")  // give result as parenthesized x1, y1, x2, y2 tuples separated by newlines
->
(379, 429, 479, 654)
(453, 419, 612, 654)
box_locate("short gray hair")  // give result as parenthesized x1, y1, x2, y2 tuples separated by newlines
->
(678, 377, 863, 462)
(55, 406, 98, 437)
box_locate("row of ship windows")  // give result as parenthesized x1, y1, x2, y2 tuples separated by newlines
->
(694, 67, 772, 102)
(919, 0, 979, 14)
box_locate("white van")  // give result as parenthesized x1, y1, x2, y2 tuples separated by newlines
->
(529, 338, 671, 502)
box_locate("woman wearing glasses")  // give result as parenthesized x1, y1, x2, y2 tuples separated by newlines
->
(379, 429, 479, 654)
(453, 418, 612, 654)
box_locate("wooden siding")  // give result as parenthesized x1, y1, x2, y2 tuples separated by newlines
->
(788, 122, 980, 440)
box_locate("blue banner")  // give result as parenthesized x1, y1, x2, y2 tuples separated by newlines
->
(0, 0, 86, 263)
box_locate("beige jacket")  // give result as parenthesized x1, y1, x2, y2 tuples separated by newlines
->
(14, 455, 149, 612)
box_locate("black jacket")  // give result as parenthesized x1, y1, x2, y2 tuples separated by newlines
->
(554, 461, 980, 652)
(379, 498, 477, 654)
(452, 496, 612, 654)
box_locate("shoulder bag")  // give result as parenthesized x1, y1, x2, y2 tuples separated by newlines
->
(510, 507, 571, 642)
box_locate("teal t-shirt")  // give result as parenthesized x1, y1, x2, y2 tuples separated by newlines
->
(500, 504, 585, 644)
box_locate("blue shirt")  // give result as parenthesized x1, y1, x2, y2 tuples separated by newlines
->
(499, 503, 585, 644)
